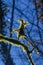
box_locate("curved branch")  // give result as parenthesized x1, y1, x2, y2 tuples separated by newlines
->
(0, 34, 35, 65)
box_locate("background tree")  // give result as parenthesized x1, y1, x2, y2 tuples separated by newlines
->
(0, 0, 15, 65)
(0, 0, 43, 65)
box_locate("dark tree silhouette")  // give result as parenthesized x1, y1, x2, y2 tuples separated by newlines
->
(0, 0, 15, 65)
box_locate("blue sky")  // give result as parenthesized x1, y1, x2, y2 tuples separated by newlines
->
(0, 0, 43, 65)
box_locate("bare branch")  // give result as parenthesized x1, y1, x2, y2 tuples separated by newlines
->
(0, 34, 35, 65)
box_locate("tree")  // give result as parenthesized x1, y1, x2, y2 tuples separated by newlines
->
(0, 0, 43, 65)
(0, 0, 15, 65)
